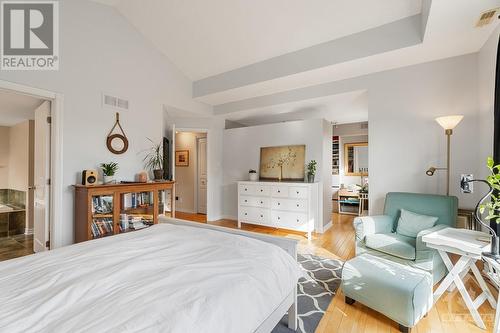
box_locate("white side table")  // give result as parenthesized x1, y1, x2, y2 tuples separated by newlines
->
(422, 227, 496, 329)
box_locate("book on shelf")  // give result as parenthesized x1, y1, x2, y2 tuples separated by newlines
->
(91, 218, 114, 238)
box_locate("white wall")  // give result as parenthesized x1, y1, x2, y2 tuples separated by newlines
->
(175, 132, 206, 213)
(0, 0, 211, 246)
(8, 121, 30, 192)
(222, 119, 330, 228)
(478, 26, 499, 180)
(368, 55, 481, 213)
(0, 127, 8, 188)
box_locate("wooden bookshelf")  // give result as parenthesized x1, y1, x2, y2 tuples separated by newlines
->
(74, 181, 175, 243)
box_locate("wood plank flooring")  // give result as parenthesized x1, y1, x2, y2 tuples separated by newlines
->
(177, 211, 498, 333)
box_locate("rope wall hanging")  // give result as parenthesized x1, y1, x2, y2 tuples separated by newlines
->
(106, 112, 129, 155)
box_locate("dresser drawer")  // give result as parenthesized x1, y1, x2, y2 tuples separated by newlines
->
(239, 207, 270, 225)
(239, 184, 256, 195)
(271, 198, 308, 212)
(240, 196, 269, 208)
(289, 186, 308, 199)
(271, 185, 289, 198)
(271, 211, 310, 231)
(254, 185, 270, 196)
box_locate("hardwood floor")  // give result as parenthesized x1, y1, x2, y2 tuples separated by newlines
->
(178, 212, 498, 333)
(0, 234, 34, 262)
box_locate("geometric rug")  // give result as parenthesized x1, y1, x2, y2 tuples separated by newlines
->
(272, 253, 343, 333)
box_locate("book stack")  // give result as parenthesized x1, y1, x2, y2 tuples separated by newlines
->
(129, 217, 147, 230)
(91, 219, 114, 238)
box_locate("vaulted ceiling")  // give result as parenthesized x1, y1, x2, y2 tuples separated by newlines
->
(93, 0, 500, 124)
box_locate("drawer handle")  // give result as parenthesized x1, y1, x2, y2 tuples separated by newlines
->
(278, 190, 281, 193)
(245, 188, 247, 191)
(260, 189, 263, 192)
(245, 200, 248, 202)
(278, 202, 280, 206)
(296, 191, 299, 194)
(260, 201, 263, 204)
(260, 215, 263, 218)
(296, 219, 299, 222)
(278, 217, 280, 220)
(296, 204, 299, 207)
(245, 213, 247, 216)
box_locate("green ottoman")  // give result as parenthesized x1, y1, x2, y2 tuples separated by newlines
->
(341, 254, 433, 332)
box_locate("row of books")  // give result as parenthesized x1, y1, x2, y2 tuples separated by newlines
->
(91, 196, 113, 214)
(122, 192, 153, 209)
(91, 219, 114, 238)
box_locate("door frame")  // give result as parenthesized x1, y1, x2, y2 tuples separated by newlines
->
(175, 128, 209, 216)
(195, 136, 207, 214)
(0, 79, 64, 250)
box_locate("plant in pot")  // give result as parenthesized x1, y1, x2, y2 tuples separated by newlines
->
(101, 162, 118, 184)
(249, 169, 258, 181)
(306, 160, 317, 183)
(461, 157, 500, 260)
(143, 138, 164, 181)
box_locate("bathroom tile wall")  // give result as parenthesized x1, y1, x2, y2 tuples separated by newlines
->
(0, 189, 26, 237)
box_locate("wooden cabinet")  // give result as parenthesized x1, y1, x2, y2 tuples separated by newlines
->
(237, 181, 319, 239)
(74, 182, 175, 243)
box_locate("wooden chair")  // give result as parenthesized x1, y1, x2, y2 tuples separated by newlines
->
(358, 192, 369, 216)
(483, 256, 500, 332)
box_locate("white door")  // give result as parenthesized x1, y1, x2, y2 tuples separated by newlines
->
(33, 101, 51, 252)
(197, 137, 207, 214)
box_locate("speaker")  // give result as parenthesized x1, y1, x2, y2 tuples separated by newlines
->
(82, 170, 98, 186)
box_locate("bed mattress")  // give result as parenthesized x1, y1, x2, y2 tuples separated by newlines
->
(0, 223, 301, 333)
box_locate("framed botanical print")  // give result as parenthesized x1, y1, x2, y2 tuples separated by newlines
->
(175, 150, 189, 167)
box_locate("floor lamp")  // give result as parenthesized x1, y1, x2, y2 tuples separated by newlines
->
(426, 115, 464, 196)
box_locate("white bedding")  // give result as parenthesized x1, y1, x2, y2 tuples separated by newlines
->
(0, 224, 301, 333)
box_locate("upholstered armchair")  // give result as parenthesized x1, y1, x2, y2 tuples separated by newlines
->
(354, 192, 458, 284)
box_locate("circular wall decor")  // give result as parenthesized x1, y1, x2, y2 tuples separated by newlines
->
(107, 133, 129, 155)
(107, 113, 129, 155)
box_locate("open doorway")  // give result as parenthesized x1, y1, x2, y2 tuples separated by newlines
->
(0, 89, 52, 261)
(174, 130, 208, 222)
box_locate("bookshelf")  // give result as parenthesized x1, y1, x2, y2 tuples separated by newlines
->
(74, 181, 175, 243)
(332, 136, 339, 175)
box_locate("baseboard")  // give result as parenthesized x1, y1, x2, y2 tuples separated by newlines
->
(221, 215, 237, 221)
(176, 209, 196, 214)
(24, 228, 34, 235)
(321, 221, 333, 233)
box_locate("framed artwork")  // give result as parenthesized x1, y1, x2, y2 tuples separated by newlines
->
(175, 150, 189, 167)
(259, 145, 305, 181)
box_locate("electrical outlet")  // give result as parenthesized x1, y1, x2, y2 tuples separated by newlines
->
(460, 174, 474, 193)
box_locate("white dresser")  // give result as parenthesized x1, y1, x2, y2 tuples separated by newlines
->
(237, 181, 319, 238)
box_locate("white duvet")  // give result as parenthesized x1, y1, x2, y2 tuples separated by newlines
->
(0, 224, 301, 333)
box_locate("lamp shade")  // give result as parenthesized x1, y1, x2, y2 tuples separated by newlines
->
(435, 115, 464, 130)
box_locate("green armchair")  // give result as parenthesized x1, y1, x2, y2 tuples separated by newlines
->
(354, 192, 458, 284)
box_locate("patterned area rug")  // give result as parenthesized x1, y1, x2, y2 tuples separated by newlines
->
(272, 253, 343, 333)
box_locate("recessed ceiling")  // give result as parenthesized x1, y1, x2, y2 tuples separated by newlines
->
(115, 0, 422, 80)
(0, 90, 42, 126)
(224, 90, 368, 127)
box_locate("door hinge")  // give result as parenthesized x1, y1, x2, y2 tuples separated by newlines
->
(45, 240, 50, 248)
(47, 116, 52, 124)
(47, 178, 51, 185)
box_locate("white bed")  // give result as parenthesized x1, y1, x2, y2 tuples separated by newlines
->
(0, 218, 301, 333)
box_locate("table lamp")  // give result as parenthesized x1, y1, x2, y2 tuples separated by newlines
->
(426, 115, 464, 195)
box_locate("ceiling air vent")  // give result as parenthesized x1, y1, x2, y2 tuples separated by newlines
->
(476, 8, 499, 28)
(102, 93, 129, 111)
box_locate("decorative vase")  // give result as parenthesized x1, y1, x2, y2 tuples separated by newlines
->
(103, 175, 114, 184)
(249, 173, 258, 181)
(307, 174, 315, 183)
(153, 169, 164, 181)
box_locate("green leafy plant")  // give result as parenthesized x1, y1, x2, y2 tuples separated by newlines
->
(307, 160, 317, 176)
(100, 162, 118, 176)
(143, 138, 163, 171)
(480, 157, 500, 221)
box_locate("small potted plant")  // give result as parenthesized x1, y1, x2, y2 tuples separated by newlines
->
(143, 138, 164, 181)
(100, 162, 118, 184)
(249, 169, 258, 181)
(306, 160, 317, 183)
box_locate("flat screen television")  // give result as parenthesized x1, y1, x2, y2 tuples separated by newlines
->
(163, 137, 171, 180)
